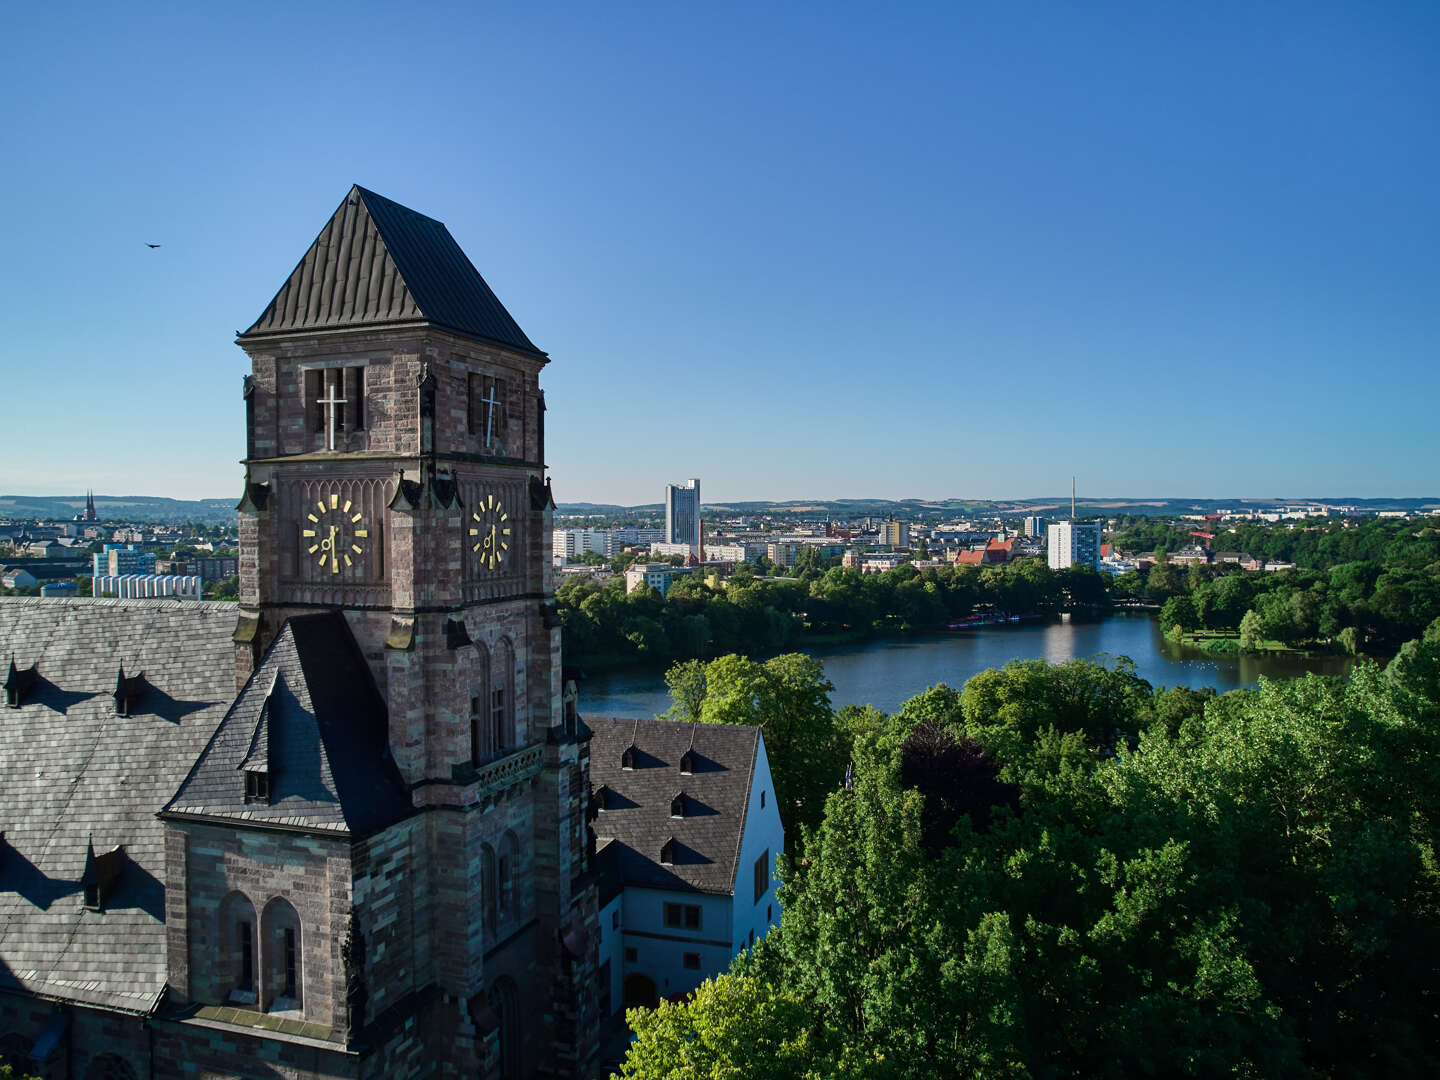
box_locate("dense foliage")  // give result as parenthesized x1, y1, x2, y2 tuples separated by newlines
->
(559, 560, 1110, 671)
(621, 624, 1440, 1079)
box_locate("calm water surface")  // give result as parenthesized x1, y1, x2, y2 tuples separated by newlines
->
(578, 613, 1358, 718)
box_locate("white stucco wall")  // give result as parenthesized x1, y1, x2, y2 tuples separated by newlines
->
(621, 886, 733, 1002)
(730, 734, 786, 953)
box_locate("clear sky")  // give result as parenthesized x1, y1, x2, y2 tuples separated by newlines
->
(3, 2, 1437, 506)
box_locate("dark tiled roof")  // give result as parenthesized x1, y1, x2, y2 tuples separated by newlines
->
(0, 597, 237, 1012)
(241, 185, 544, 357)
(587, 717, 760, 897)
(165, 612, 412, 837)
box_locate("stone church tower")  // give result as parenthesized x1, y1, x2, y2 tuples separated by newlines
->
(158, 187, 599, 1078)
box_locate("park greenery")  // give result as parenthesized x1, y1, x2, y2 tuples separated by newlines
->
(620, 618, 1440, 1078)
(1146, 523, 1440, 654)
(558, 559, 1112, 672)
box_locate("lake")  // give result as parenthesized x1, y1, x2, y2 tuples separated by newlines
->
(577, 612, 1359, 718)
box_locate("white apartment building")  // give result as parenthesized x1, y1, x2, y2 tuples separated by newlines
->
(1047, 521, 1102, 570)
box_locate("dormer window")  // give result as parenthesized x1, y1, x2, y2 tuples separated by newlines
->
(679, 750, 696, 775)
(81, 841, 125, 911)
(4, 659, 34, 708)
(595, 785, 612, 811)
(621, 745, 637, 771)
(660, 838, 677, 866)
(244, 770, 270, 803)
(113, 666, 146, 716)
(670, 793, 686, 819)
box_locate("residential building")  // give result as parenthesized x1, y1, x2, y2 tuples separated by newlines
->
(40, 581, 80, 597)
(0, 186, 598, 1079)
(93, 544, 157, 578)
(587, 718, 784, 1011)
(664, 479, 701, 548)
(93, 573, 203, 600)
(767, 542, 798, 568)
(1169, 545, 1212, 566)
(1047, 521, 1102, 570)
(1, 567, 38, 590)
(154, 556, 239, 581)
(1023, 516, 1046, 538)
(879, 520, 910, 548)
(624, 563, 696, 597)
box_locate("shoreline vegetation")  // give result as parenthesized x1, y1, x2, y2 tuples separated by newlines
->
(560, 518, 1436, 677)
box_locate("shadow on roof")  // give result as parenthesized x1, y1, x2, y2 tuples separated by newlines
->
(141, 686, 221, 724)
(22, 675, 99, 715)
(103, 857, 164, 921)
(0, 844, 78, 912)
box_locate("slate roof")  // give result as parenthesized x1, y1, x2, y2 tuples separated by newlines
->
(587, 718, 760, 897)
(165, 612, 412, 837)
(241, 185, 544, 357)
(0, 597, 237, 1013)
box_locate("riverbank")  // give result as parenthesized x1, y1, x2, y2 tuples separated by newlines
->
(1167, 628, 1354, 659)
(577, 612, 1363, 719)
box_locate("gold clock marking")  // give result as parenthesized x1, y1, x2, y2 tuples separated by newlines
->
(307, 489, 368, 575)
(469, 495, 511, 571)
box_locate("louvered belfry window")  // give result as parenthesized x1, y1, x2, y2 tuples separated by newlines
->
(306, 367, 366, 437)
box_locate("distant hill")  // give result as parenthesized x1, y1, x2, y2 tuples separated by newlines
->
(558, 496, 1440, 519)
(4, 493, 1435, 528)
(0, 495, 237, 526)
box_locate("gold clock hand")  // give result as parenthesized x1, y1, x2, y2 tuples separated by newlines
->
(329, 524, 339, 573)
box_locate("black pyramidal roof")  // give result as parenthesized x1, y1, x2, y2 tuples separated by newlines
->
(241, 185, 544, 357)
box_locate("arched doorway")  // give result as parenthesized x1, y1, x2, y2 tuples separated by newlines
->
(623, 973, 658, 1010)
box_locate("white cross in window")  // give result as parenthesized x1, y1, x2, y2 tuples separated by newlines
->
(479, 383, 503, 448)
(318, 382, 347, 451)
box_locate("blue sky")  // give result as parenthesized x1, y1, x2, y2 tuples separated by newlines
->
(3, 2, 1436, 505)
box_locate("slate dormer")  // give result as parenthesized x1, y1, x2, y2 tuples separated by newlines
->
(669, 792, 687, 819)
(239, 674, 279, 804)
(4, 658, 37, 708)
(81, 839, 126, 911)
(114, 666, 147, 716)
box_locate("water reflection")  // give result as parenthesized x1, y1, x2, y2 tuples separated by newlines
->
(578, 612, 1359, 719)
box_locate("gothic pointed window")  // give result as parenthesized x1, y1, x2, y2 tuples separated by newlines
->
(498, 831, 518, 917)
(261, 897, 303, 1012)
(220, 891, 258, 1003)
(481, 843, 498, 932)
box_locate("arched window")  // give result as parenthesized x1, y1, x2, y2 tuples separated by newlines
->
(84, 1053, 138, 1080)
(219, 891, 258, 1002)
(488, 977, 521, 1079)
(497, 831, 518, 917)
(470, 643, 490, 765)
(261, 897, 303, 1012)
(491, 638, 515, 750)
(481, 843, 498, 932)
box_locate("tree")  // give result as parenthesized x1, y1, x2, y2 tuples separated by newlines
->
(1159, 594, 1198, 635)
(1239, 609, 1264, 651)
(621, 964, 823, 1080)
(669, 653, 844, 839)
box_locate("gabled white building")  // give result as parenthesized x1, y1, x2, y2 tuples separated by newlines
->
(587, 717, 785, 1013)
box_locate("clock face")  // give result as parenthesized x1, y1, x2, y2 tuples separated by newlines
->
(302, 492, 369, 574)
(470, 493, 511, 570)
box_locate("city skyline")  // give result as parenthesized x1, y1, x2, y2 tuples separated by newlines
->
(4, 3, 1438, 505)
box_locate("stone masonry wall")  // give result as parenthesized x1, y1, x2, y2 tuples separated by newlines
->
(170, 822, 351, 1035)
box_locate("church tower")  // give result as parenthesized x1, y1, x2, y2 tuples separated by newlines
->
(163, 187, 597, 1078)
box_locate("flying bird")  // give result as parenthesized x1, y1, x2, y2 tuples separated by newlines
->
(146, 243, 161, 249)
